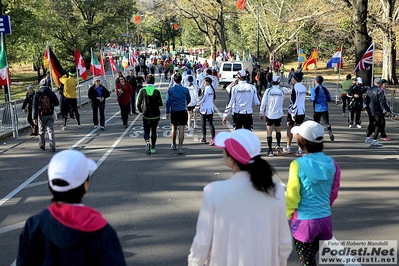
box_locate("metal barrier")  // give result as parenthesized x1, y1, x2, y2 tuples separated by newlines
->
(0, 75, 116, 139)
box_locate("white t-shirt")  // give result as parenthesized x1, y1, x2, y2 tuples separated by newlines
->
(197, 85, 214, 114)
(260, 85, 290, 119)
(223, 81, 260, 118)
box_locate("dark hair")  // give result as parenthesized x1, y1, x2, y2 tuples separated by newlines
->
(226, 150, 275, 196)
(174, 73, 182, 83)
(49, 176, 89, 204)
(315, 76, 324, 84)
(147, 75, 155, 84)
(296, 135, 324, 153)
(346, 74, 352, 80)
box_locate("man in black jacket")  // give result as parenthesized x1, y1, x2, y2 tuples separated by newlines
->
(22, 85, 38, 136)
(347, 77, 367, 128)
(364, 78, 391, 146)
(126, 69, 138, 114)
(32, 78, 60, 152)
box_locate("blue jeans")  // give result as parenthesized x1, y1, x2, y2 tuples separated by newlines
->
(38, 114, 55, 150)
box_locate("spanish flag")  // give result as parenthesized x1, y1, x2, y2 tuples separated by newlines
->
(44, 45, 65, 87)
(302, 48, 318, 71)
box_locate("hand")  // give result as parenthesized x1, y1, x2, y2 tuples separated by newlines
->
(23, 109, 27, 113)
(33, 119, 38, 125)
(222, 118, 226, 125)
(259, 115, 264, 121)
(354, 94, 359, 98)
(386, 112, 391, 117)
(292, 116, 296, 122)
(166, 114, 171, 120)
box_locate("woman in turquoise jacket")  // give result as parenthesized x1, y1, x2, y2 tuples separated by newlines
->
(286, 121, 341, 266)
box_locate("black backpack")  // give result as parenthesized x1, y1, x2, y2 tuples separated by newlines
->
(38, 92, 53, 116)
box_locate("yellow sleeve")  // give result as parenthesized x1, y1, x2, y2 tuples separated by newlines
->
(286, 160, 301, 219)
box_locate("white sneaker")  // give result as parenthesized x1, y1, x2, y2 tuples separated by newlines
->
(356, 124, 362, 128)
(78, 125, 82, 129)
(171, 144, 177, 150)
(177, 148, 184, 154)
(342, 113, 345, 117)
(94, 125, 99, 129)
(370, 140, 383, 146)
(282, 146, 292, 154)
(62, 126, 67, 130)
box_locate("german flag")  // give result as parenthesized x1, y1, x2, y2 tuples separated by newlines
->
(44, 45, 65, 87)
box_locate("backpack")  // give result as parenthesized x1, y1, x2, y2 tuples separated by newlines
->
(38, 92, 53, 116)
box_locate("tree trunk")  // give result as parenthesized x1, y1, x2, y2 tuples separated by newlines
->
(381, 0, 398, 84)
(353, 0, 372, 86)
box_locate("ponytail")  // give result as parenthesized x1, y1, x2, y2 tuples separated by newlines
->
(226, 151, 276, 196)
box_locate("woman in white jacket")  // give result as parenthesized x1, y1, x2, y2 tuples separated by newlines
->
(188, 129, 292, 266)
(186, 76, 199, 130)
(197, 77, 216, 145)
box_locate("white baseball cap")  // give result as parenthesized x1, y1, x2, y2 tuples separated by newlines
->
(291, 121, 324, 143)
(214, 129, 261, 165)
(272, 76, 281, 83)
(39, 78, 47, 86)
(356, 77, 363, 84)
(237, 70, 246, 78)
(48, 150, 97, 192)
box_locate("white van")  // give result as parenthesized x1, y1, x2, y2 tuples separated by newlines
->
(218, 61, 254, 88)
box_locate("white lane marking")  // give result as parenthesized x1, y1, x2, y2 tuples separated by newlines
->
(0, 111, 121, 207)
(24, 181, 48, 188)
(0, 221, 25, 234)
(213, 105, 234, 131)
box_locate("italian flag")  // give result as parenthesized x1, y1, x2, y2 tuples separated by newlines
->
(0, 34, 10, 86)
(74, 46, 87, 80)
(90, 48, 101, 76)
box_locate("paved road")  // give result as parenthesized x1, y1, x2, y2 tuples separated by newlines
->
(0, 75, 398, 266)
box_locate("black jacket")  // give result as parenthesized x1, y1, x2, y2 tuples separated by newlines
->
(364, 86, 390, 117)
(22, 91, 35, 111)
(347, 84, 367, 110)
(88, 84, 110, 106)
(136, 85, 164, 119)
(32, 86, 60, 119)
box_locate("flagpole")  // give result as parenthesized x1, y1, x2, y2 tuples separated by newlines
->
(371, 42, 375, 86)
(90, 47, 94, 80)
(2, 33, 17, 137)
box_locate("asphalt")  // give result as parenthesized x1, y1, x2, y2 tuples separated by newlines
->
(0, 75, 398, 266)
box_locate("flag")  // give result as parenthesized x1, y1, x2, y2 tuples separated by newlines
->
(90, 49, 101, 76)
(326, 46, 343, 69)
(43, 45, 64, 87)
(134, 15, 141, 24)
(100, 53, 105, 76)
(173, 23, 178, 30)
(298, 48, 305, 63)
(302, 48, 318, 71)
(354, 43, 374, 73)
(74, 46, 87, 80)
(0, 34, 10, 86)
(236, 0, 246, 10)
(108, 51, 117, 73)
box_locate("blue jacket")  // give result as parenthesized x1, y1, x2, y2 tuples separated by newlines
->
(309, 85, 332, 112)
(166, 84, 191, 113)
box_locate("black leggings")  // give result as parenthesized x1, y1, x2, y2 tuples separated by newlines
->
(143, 118, 159, 146)
(201, 113, 215, 140)
(294, 238, 319, 266)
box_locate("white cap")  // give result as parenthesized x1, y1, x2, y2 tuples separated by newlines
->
(39, 78, 47, 86)
(237, 70, 246, 78)
(272, 76, 281, 83)
(356, 77, 363, 84)
(291, 121, 324, 143)
(214, 129, 261, 165)
(48, 150, 97, 192)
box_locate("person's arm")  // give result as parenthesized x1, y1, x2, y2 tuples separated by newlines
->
(326, 88, 332, 102)
(252, 85, 260, 106)
(309, 87, 315, 102)
(187, 187, 214, 266)
(103, 86, 110, 98)
(379, 89, 391, 113)
(286, 160, 301, 219)
(259, 89, 268, 117)
(330, 160, 341, 206)
(165, 89, 171, 115)
(136, 90, 143, 113)
(51, 92, 59, 107)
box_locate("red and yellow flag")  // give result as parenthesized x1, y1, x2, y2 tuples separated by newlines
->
(43, 45, 64, 87)
(236, 0, 246, 10)
(302, 48, 318, 71)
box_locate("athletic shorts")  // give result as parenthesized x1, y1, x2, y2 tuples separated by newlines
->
(265, 117, 282, 127)
(290, 211, 332, 243)
(171, 110, 188, 126)
(187, 106, 195, 112)
(287, 114, 305, 126)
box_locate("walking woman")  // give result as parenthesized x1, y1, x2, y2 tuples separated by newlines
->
(188, 129, 292, 266)
(116, 76, 132, 128)
(88, 77, 110, 130)
(197, 77, 216, 145)
(286, 121, 341, 266)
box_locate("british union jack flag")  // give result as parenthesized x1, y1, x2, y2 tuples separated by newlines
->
(354, 43, 374, 73)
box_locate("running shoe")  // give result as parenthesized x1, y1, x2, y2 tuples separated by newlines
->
(62, 126, 67, 130)
(356, 124, 362, 128)
(78, 125, 82, 129)
(329, 130, 335, 141)
(94, 125, 99, 129)
(200, 138, 207, 143)
(267, 150, 274, 157)
(275, 146, 283, 156)
(348, 124, 355, 128)
(177, 148, 185, 154)
(380, 137, 391, 141)
(365, 137, 371, 143)
(370, 140, 383, 146)
(150, 148, 157, 154)
(295, 150, 303, 157)
(171, 144, 177, 150)
(145, 142, 151, 155)
(100, 126, 105, 130)
(283, 147, 292, 154)
(209, 139, 215, 146)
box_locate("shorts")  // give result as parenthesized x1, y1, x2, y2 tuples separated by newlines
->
(233, 113, 253, 130)
(265, 117, 282, 127)
(171, 110, 188, 126)
(187, 106, 195, 112)
(290, 211, 333, 243)
(287, 114, 305, 126)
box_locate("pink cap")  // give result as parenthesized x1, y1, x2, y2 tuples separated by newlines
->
(214, 129, 261, 164)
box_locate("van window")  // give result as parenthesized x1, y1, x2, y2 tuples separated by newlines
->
(233, 63, 242, 72)
(222, 63, 232, 71)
